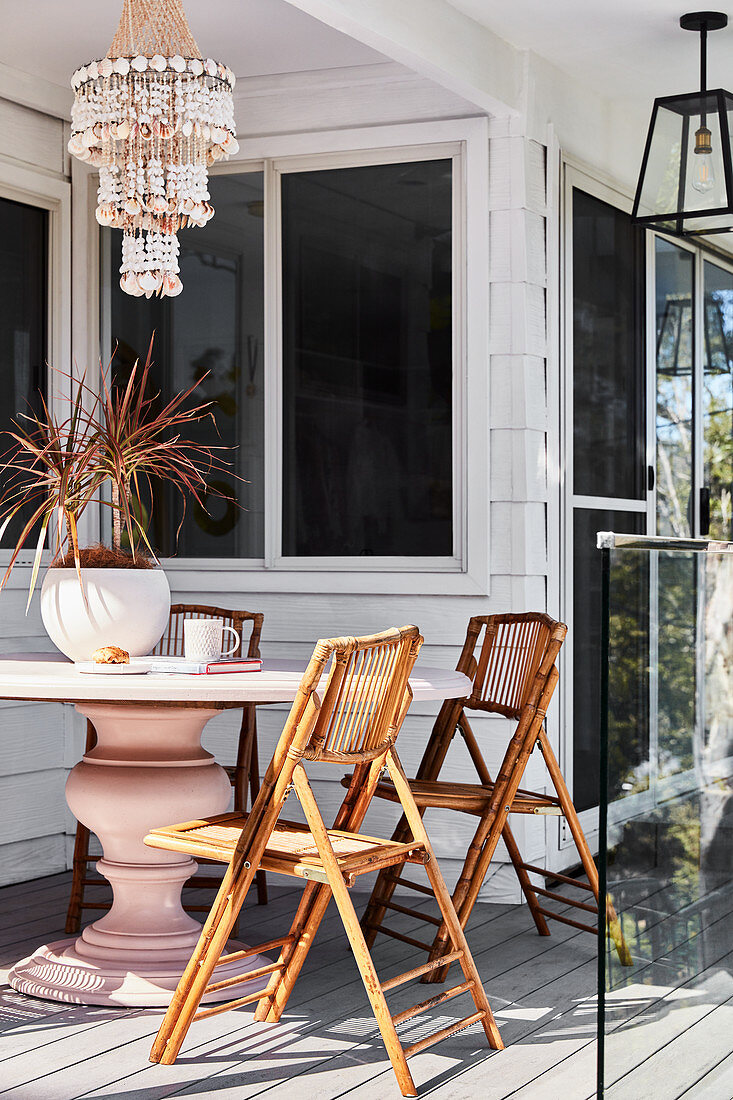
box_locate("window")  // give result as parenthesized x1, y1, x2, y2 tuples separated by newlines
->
(280, 159, 453, 558)
(655, 238, 733, 541)
(100, 120, 490, 593)
(104, 170, 265, 559)
(0, 195, 48, 541)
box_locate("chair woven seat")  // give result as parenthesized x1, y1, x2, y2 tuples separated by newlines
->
(371, 778, 562, 816)
(147, 811, 428, 880)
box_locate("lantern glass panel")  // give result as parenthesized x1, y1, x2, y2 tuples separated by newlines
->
(680, 99, 727, 214)
(635, 92, 732, 232)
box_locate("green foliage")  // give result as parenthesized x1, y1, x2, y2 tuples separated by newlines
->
(0, 336, 237, 608)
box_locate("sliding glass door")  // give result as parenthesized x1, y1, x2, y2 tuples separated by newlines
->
(566, 177, 648, 821)
(653, 239, 733, 799)
(566, 166, 733, 828)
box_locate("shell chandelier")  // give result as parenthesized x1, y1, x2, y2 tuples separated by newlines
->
(68, 0, 238, 298)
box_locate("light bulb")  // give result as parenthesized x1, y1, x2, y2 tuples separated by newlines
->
(692, 124, 715, 194)
(692, 153, 715, 193)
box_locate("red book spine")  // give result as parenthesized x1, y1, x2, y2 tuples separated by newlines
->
(204, 659, 263, 674)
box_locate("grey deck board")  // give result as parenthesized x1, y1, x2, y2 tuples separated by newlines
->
(0, 871, 599, 1100)
(9, 868, 726, 1100)
(676, 1050, 733, 1098)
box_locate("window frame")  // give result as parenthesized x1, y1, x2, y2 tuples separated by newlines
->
(95, 117, 490, 595)
(0, 160, 71, 580)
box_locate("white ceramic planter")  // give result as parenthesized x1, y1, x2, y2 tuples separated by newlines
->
(40, 567, 171, 662)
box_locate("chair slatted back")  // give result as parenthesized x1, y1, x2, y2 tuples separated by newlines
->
(462, 613, 565, 719)
(152, 604, 264, 660)
(305, 626, 423, 763)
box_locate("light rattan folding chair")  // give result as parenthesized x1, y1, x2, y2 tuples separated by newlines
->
(64, 603, 266, 935)
(360, 612, 631, 982)
(144, 625, 503, 1096)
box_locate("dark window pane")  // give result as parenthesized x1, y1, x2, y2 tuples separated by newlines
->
(281, 159, 453, 557)
(107, 172, 265, 558)
(0, 197, 47, 542)
(573, 508, 648, 812)
(572, 189, 646, 499)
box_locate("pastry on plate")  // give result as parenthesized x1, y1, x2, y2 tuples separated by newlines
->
(91, 645, 130, 665)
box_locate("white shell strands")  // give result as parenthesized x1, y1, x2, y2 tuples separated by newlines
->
(68, 0, 238, 298)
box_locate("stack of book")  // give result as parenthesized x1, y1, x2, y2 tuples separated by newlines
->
(149, 657, 263, 676)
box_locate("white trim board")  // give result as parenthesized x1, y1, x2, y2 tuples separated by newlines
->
(279, 0, 519, 117)
(0, 63, 72, 121)
(233, 61, 484, 137)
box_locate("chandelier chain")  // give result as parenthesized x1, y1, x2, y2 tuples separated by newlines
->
(108, 0, 201, 61)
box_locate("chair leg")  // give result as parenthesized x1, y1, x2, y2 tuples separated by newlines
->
(501, 819, 550, 936)
(150, 871, 248, 1065)
(361, 813, 413, 948)
(329, 871, 418, 1097)
(537, 733, 632, 966)
(235, 709, 268, 906)
(65, 820, 91, 935)
(66, 718, 98, 935)
(425, 812, 498, 973)
(293, 770, 417, 1098)
(382, 749, 503, 1053)
(422, 857, 503, 1051)
(255, 880, 332, 1023)
(247, 729, 268, 906)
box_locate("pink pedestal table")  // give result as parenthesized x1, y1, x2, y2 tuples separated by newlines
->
(0, 653, 471, 1008)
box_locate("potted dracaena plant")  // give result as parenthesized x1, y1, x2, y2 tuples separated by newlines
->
(0, 337, 236, 661)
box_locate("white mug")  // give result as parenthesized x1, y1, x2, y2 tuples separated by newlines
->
(184, 618, 240, 663)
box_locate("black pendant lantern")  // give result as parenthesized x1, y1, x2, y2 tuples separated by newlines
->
(632, 12, 733, 237)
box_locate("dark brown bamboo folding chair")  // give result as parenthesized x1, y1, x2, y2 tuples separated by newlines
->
(144, 625, 503, 1097)
(65, 604, 266, 935)
(360, 613, 631, 983)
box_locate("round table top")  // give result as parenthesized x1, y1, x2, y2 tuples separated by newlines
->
(0, 653, 471, 706)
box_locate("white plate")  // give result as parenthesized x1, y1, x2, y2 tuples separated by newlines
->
(75, 660, 153, 675)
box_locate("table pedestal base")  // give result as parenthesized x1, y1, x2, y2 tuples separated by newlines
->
(9, 936, 272, 1008)
(9, 856, 273, 1007)
(8, 702, 274, 1007)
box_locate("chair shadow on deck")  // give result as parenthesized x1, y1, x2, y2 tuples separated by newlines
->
(47, 987, 600, 1100)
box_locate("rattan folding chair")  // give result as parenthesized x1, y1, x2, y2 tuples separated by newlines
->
(144, 625, 503, 1096)
(360, 613, 631, 982)
(64, 603, 266, 935)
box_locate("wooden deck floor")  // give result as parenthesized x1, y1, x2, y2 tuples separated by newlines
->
(3, 868, 729, 1099)
(0, 871, 601, 1100)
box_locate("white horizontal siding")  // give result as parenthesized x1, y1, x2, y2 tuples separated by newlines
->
(0, 96, 66, 176)
(0, 693, 71, 885)
(0, 835, 68, 887)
